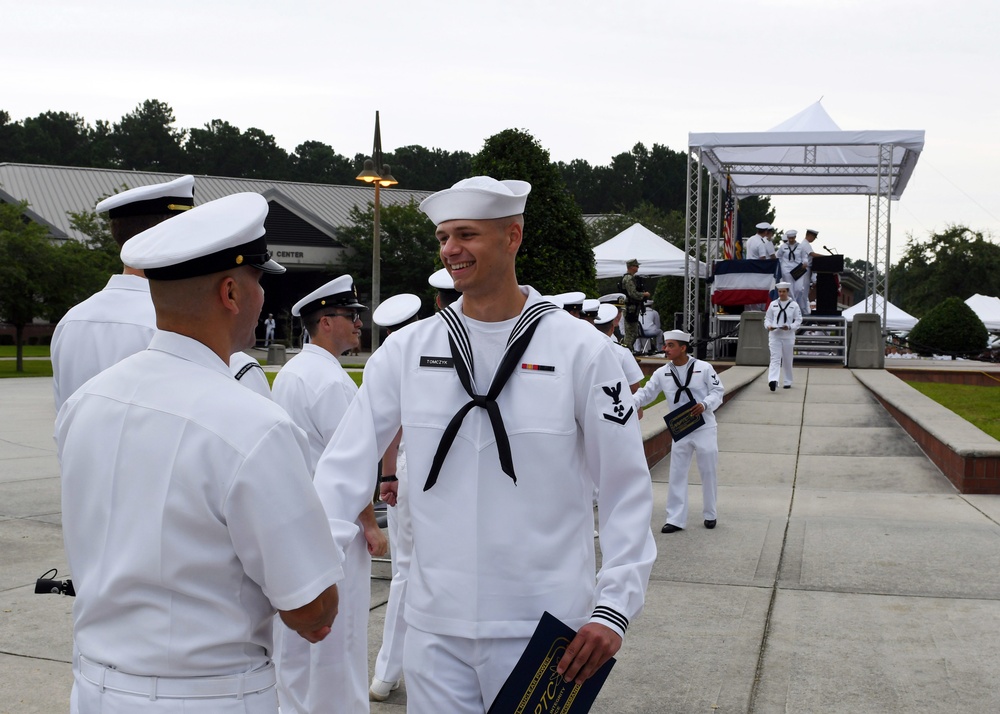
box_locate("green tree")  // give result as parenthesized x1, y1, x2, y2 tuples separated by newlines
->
(0, 203, 60, 370)
(334, 200, 439, 312)
(890, 225, 1000, 317)
(112, 100, 186, 171)
(290, 141, 356, 184)
(586, 202, 686, 248)
(472, 129, 596, 296)
(185, 120, 290, 179)
(906, 296, 989, 357)
(383, 145, 473, 191)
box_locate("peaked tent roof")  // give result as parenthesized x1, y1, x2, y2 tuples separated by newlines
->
(964, 294, 1000, 331)
(688, 101, 925, 199)
(593, 223, 707, 278)
(842, 294, 918, 332)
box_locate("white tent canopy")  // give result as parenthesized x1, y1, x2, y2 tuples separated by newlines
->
(593, 223, 707, 279)
(688, 101, 925, 198)
(842, 295, 917, 332)
(965, 294, 1000, 331)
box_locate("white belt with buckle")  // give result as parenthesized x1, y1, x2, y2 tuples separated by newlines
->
(79, 656, 275, 700)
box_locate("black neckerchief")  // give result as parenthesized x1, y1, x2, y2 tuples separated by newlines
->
(424, 299, 560, 491)
(776, 301, 791, 325)
(788, 244, 798, 261)
(668, 359, 696, 404)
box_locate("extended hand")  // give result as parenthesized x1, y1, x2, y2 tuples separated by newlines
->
(379, 481, 399, 507)
(691, 402, 706, 416)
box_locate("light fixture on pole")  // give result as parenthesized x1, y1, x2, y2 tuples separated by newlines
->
(356, 111, 397, 352)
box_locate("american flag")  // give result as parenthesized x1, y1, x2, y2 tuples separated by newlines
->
(722, 174, 739, 260)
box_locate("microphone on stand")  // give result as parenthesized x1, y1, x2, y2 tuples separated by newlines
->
(823, 245, 835, 255)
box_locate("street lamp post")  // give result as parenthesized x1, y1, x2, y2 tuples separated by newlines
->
(356, 111, 396, 352)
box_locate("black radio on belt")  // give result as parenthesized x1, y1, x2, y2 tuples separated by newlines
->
(35, 568, 75, 596)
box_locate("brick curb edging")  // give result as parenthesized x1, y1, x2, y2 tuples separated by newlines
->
(852, 369, 1000, 494)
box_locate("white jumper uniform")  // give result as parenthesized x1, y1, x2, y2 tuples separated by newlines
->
(271, 343, 370, 714)
(777, 242, 810, 315)
(231, 351, 271, 398)
(745, 234, 776, 261)
(56, 331, 344, 713)
(765, 298, 803, 387)
(606, 333, 644, 389)
(313, 288, 656, 713)
(372, 438, 411, 689)
(51, 274, 156, 411)
(633, 358, 725, 528)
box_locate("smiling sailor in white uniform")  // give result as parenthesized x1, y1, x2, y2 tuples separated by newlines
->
(56, 192, 345, 714)
(311, 176, 656, 714)
(764, 281, 803, 390)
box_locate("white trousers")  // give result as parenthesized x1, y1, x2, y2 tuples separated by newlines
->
(373, 471, 412, 685)
(768, 331, 795, 386)
(666, 425, 718, 528)
(402, 627, 529, 714)
(274, 531, 371, 714)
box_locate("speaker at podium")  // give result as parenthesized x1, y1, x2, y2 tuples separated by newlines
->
(811, 254, 843, 316)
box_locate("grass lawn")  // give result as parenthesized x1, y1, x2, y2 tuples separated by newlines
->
(264, 369, 362, 389)
(0, 359, 53, 378)
(0, 345, 51, 358)
(906, 382, 1000, 440)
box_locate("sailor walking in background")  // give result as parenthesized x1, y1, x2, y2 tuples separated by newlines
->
(764, 282, 803, 391)
(633, 330, 725, 534)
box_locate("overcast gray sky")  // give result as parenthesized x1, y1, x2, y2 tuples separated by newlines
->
(5, 0, 998, 265)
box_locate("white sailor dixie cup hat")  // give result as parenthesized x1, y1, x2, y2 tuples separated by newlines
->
(419, 176, 531, 225)
(775, 281, 792, 290)
(292, 275, 367, 317)
(96, 175, 195, 219)
(372, 293, 421, 329)
(662, 329, 692, 343)
(582, 298, 600, 316)
(121, 192, 284, 280)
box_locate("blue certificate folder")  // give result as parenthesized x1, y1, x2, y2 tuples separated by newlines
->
(488, 612, 616, 714)
(663, 400, 705, 442)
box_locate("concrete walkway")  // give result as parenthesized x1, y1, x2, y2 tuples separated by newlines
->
(3, 370, 1000, 713)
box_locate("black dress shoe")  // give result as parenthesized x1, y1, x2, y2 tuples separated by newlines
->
(783, 385, 791, 389)
(704, 519, 717, 529)
(769, 381, 776, 391)
(661, 523, 682, 534)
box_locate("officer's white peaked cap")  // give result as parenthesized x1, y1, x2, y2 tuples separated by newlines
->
(595, 304, 620, 326)
(755, 222, 771, 231)
(582, 298, 600, 315)
(599, 292, 627, 306)
(420, 176, 531, 225)
(373, 293, 421, 328)
(552, 291, 586, 310)
(121, 192, 284, 279)
(292, 274, 367, 317)
(428, 267, 455, 290)
(96, 175, 195, 218)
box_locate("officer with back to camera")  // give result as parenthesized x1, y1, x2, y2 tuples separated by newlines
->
(56, 192, 345, 713)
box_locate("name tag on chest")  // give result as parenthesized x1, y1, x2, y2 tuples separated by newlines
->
(419, 356, 454, 368)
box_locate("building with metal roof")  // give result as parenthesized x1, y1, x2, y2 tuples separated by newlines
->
(0, 162, 435, 345)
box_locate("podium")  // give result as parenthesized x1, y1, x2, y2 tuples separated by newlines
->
(811, 254, 843, 316)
